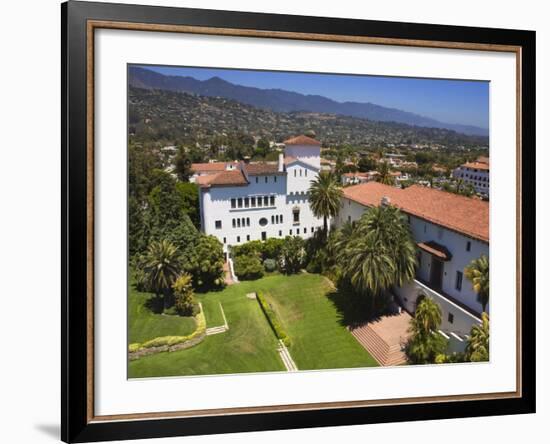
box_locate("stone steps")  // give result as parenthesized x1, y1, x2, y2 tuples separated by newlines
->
(277, 340, 298, 371)
(351, 324, 408, 366)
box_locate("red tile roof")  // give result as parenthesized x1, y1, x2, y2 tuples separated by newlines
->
(342, 182, 489, 242)
(463, 161, 490, 171)
(283, 135, 321, 146)
(191, 162, 230, 173)
(196, 170, 248, 188)
(243, 162, 283, 175)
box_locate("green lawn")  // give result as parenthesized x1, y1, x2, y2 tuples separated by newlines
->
(128, 273, 377, 378)
(129, 283, 196, 344)
(128, 280, 285, 378)
(261, 274, 378, 370)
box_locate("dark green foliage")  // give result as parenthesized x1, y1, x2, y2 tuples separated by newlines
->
(174, 147, 192, 182)
(279, 236, 306, 274)
(256, 291, 291, 347)
(261, 238, 284, 260)
(234, 255, 264, 281)
(175, 182, 200, 229)
(231, 240, 263, 259)
(263, 258, 277, 272)
(357, 156, 377, 172)
(466, 312, 489, 362)
(181, 235, 225, 290)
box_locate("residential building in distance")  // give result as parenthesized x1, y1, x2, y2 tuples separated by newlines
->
(453, 156, 490, 196)
(341, 171, 379, 186)
(337, 182, 488, 351)
(196, 135, 325, 253)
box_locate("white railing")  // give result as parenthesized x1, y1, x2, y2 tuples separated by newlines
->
(393, 279, 481, 338)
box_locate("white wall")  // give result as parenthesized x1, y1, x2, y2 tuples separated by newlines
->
(200, 166, 324, 249)
(337, 197, 489, 315)
(1, 1, 547, 444)
(285, 145, 321, 169)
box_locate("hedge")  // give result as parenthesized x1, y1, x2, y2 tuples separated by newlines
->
(128, 306, 206, 352)
(256, 291, 291, 347)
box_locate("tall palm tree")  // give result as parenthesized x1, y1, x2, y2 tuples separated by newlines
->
(406, 296, 447, 364)
(466, 312, 489, 361)
(341, 205, 417, 312)
(376, 161, 395, 186)
(143, 239, 181, 307)
(464, 255, 490, 312)
(309, 171, 343, 235)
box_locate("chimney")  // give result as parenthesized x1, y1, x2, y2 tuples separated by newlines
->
(381, 196, 391, 206)
(243, 156, 250, 164)
(278, 153, 284, 172)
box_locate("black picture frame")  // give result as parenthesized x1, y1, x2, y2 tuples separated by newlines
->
(62, 1, 536, 442)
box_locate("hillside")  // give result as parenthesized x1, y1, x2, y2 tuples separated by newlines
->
(128, 86, 488, 150)
(129, 66, 488, 137)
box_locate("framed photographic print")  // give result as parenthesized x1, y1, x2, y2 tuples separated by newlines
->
(61, 1, 536, 442)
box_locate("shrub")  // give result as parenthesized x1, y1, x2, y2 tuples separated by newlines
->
(172, 273, 195, 316)
(234, 254, 264, 280)
(232, 240, 263, 258)
(279, 236, 306, 274)
(256, 292, 291, 347)
(262, 238, 284, 260)
(182, 235, 225, 289)
(263, 258, 277, 272)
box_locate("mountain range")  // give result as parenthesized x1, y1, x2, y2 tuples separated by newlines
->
(129, 66, 488, 137)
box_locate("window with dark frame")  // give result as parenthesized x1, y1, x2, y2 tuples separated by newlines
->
(448, 313, 454, 324)
(215, 220, 222, 229)
(455, 270, 463, 291)
(231, 198, 236, 209)
(466, 241, 471, 252)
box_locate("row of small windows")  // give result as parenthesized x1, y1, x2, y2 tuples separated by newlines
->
(293, 168, 308, 177)
(255, 176, 277, 184)
(231, 195, 275, 209)
(223, 226, 319, 244)
(217, 214, 285, 230)
(459, 173, 489, 182)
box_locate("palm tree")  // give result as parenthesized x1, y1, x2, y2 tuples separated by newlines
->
(413, 295, 442, 335)
(406, 296, 447, 364)
(464, 255, 490, 312)
(376, 161, 395, 186)
(466, 312, 489, 361)
(341, 205, 417, 312)
(143, 239, 181, 308)
(309, 171, 343, 235)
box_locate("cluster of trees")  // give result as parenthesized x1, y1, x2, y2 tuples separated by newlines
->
(405, 254, 490, 364)
(129, 140, 225, 316)
(232, 236, 308, 280)
(407, 296, 490, 364)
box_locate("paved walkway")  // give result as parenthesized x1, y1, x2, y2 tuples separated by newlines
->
(277, 340, 298, 371)
(350, 311, 412, 366)
(223, 261, 235, 286)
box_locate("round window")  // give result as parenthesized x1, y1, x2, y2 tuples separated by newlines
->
(259, 217, 268, 227)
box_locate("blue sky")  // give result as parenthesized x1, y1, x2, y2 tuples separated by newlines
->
(145, 65, 489, 129)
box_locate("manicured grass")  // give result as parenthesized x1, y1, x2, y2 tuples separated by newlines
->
(128, 281, 285, 378)
(261, 274, 378, 370)
(128, 273, 377, 378)
(129, 283, 196, 345)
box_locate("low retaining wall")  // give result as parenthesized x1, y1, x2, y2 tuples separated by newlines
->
(129, 303, 206, 361)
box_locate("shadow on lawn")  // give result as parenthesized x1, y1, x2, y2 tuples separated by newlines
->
(327, 284, 387, 328)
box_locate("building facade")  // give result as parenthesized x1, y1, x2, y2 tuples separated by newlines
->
(452, 156, 490, 196)
(196, 135, 325, 253)
(337, 182, 489, 348)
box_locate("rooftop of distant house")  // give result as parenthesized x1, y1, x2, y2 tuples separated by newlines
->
(461, 156, 490, 171)
(283, 134, 321, 146)
(342, 182, 489, 242)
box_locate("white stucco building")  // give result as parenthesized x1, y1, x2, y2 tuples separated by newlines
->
(337, 182, 489, 350)
(452, 156, 490, 196)
(196, 135, 325, 253)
